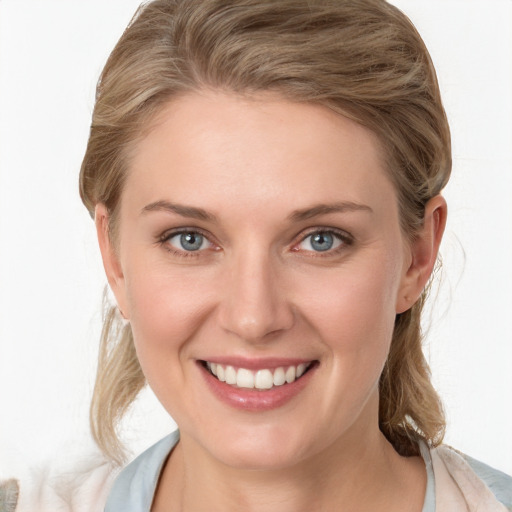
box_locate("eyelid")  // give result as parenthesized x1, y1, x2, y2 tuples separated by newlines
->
(156, 226, 353, 256)
(158, 227, 219, 255)
(292, 227, 354, 253)
(159, 226, 208, 242)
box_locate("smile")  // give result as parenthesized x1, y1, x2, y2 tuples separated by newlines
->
(205, 361, 312, 390)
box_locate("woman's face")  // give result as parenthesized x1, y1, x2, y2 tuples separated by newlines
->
(101, 91, 420, 469)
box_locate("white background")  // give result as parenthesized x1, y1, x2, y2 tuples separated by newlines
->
(0, 0, 511, 483)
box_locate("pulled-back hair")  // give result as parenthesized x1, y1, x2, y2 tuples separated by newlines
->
(80, 0, 451, 464)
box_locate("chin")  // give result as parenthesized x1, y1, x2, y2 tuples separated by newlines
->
(194, 421, 319, 471)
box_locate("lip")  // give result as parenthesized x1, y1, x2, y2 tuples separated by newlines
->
(197, 358, 318, 412)
(201, 356, 314, 371)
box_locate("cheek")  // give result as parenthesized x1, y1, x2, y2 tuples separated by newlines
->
(299, 255, 401, 349)
(294, 249, 404, 406)
(123, 263, 214, 380)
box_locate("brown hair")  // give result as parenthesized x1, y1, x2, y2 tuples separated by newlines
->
(80, 0, 451, 464)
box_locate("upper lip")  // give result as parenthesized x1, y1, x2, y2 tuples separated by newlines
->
(198, 357, 317, 371)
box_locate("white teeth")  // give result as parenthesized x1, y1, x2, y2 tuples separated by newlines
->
(296, 363, 307, 378)
(285, 366, 296, 383)
(273, 367, 286, 386)
(255, 369, 273, 390)
(225, 365, 237, 385)
(206, 361, 312, 390)
(237, 368, 255, 388)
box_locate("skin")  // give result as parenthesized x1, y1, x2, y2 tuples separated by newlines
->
(96, 90, 446, 511)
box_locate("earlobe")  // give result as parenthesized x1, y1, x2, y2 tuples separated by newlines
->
(396, 195, 447, 314)
(95, 204, 129, 318)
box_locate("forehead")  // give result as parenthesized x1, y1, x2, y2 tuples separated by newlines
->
(123, 90, 396, 220)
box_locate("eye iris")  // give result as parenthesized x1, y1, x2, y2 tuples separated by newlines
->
(311, 232, 333, 251)
(180, 232, 203, 251)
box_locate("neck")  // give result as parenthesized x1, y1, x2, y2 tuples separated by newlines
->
(153, 402, 426, 511)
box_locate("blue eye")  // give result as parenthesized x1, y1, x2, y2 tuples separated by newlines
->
(310, 232, 334, 251)
(168, 232, 209, 251)
(298, 231, 344, 252)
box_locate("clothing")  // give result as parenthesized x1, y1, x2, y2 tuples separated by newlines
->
(104, 430, 512, 511)
(3, 452, 115, 512)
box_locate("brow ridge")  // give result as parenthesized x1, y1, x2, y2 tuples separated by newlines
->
(288, 202, 373, 222)
(142, 200, 371, 223)
(141, 201, 216, 221)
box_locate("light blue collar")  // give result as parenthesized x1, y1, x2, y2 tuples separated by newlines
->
(105, 431, 436, 511)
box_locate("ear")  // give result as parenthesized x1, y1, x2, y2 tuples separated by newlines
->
(396, 195, 447, 314)
(95, 203, 130, 319)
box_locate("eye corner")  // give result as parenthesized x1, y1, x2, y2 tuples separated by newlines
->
(293, 227, 354, 256)
(156, 227, 221, 258)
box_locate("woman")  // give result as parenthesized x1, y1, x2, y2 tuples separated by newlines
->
(78, 0, 511, 510)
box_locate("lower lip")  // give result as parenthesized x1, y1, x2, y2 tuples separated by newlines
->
(199, 362, 317, 412)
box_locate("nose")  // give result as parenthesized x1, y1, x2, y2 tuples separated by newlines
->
(218, 248, 294, 343)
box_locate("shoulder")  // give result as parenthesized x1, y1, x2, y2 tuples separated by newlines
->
(104, 431, 180, 512)
(434, 444, 512, 510)
(461, 451, 512, 508)
(8, 451, 117, 512)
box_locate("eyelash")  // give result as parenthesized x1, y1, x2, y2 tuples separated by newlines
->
(158, 228, 217, 258)
(293, 228, 353, 256)
(157, 227, 353, 258)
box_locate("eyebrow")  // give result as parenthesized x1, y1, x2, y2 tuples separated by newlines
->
(288, 202, 373, 222)
(141, 200, 216, 221)
(141, 200, 372, 223)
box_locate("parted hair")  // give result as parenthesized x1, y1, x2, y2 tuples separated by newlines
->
(80, 0, 451, 464)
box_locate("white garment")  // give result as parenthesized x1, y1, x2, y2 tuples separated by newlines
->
(7, 454, 117, 512)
